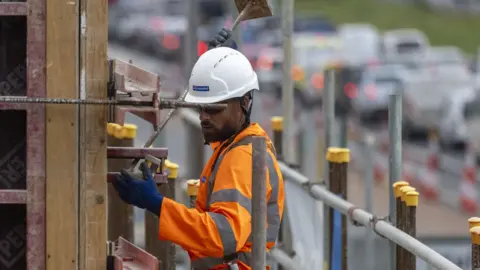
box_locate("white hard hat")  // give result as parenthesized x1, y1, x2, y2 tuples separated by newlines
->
(185, 47, 259, 104)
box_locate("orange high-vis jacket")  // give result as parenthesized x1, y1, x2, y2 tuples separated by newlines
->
(158, 123, 285, 269)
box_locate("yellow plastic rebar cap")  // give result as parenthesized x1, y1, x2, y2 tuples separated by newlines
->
(122, 124, 137, 139)
(326, 147, 350, 163)
(165, 159, 179, 179)
(400, 186, 416, 201)
(468, 217, 480, 229)
(187, 179, 200, 196)
(271, 116, 283, 131)
(393, 181, 409, 198)
(404, 191, 419, 207)
(106, 123, 121, 136)
(470, 226, 480, 245)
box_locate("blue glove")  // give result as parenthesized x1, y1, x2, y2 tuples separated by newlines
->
(112, 162, 163, 216)
(208, 27, 238, 50)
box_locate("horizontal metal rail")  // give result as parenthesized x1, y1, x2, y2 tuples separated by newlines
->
(178, 108, 462, 270)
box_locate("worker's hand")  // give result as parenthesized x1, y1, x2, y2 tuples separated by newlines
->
(208, 27, 238, 50)
(112, 162, 163, 216)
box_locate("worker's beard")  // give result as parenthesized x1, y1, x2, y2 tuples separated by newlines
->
(202, 125, 238, 144)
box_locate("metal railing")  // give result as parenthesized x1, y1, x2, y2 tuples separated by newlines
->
(176, 108, 462, 270)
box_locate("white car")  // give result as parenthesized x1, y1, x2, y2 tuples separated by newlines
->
(438, 87, 476, 149)
(338, 23, 381, 66)
(382, 28, 430, 64)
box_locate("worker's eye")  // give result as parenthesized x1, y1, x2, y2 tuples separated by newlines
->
(198, 108, 224, 115)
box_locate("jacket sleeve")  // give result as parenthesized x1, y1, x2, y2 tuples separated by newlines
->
(158, 147, 253, 258)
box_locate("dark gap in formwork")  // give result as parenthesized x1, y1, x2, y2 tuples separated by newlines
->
(0, 110, 26, 189)
(0, 204, 26, 270)
(0, 16, 27, 96)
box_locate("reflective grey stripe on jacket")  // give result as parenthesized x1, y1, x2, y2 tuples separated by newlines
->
(191, 136, 281, 269)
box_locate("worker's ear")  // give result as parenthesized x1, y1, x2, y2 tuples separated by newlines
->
(240, 95, 250, 109)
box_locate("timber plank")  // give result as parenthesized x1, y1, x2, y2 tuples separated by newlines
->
(45, 0, 78, 269)
(78, 0, 108, 269)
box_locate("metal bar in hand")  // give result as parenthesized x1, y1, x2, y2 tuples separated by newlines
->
(251, 136, 267, 270)
(388, 93, 403, 270)
(393, 181, 409, 270)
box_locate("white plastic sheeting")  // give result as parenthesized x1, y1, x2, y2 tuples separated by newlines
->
(284, 181, 324, 269)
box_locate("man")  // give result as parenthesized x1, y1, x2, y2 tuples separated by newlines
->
(112, 30, 284, 270)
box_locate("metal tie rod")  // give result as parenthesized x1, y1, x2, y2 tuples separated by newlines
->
(0, 96, 227, 110)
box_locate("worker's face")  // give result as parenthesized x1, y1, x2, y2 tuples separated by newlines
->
(199, 97, 248, 143)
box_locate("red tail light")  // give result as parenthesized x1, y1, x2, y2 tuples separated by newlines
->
(197, 41, 208, 57)
(344, 83, 358, 99)
(162, 34, 179, 50)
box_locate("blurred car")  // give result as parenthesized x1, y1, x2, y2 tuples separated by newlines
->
(382, 28, 430, 65)
(351, 63, 410, 122)
(402, 60, 472, 138)
(438, 87, 476, 150)
(254, 33, 342, 106)
(463, 90, 480, 153)
(338, 23, 381, 66)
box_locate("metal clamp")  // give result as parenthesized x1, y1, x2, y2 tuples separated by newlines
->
(346, 206, 363, 227)
(369, 215, 389, 239)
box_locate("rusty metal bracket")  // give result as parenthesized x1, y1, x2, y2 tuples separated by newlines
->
(109, 59, 162, 129)
(113, 237, 159, 270)
(106, 146, 168, 184)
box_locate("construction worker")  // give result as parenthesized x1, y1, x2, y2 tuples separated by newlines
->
(112, 30, 285, 269)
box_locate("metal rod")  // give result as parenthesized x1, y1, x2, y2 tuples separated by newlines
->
(0, 96, 227, 110)
(323, 68, 336, 268)
(251, 136, 267, 270)
(388, 93, 402, 270)
(364, 134, 376, 270)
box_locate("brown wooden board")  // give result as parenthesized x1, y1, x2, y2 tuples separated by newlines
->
(0, 110, 26, 190)
(45, 0, 78, 267)
(0, 204, 26, 270)
(78, 0, 108, 267)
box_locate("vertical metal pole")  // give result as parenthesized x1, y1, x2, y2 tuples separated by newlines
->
(185, 0, 198, 79)
(393, 181, 409, 270)
(326, 147, 349, 270)
(281, 0, 295, 166)
(403, 191, 418, 270)
(388, 93, 402, 270)
(107, 123, 134, 242)
(364, 134, 376, 270)
(302, 109, 318, 181)
(338, 116, 348, 148)
(251, 136, 267, 270)
(323, 68, 336, 269)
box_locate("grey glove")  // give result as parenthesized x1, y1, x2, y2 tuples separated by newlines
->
(208, 28, 237, 50)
